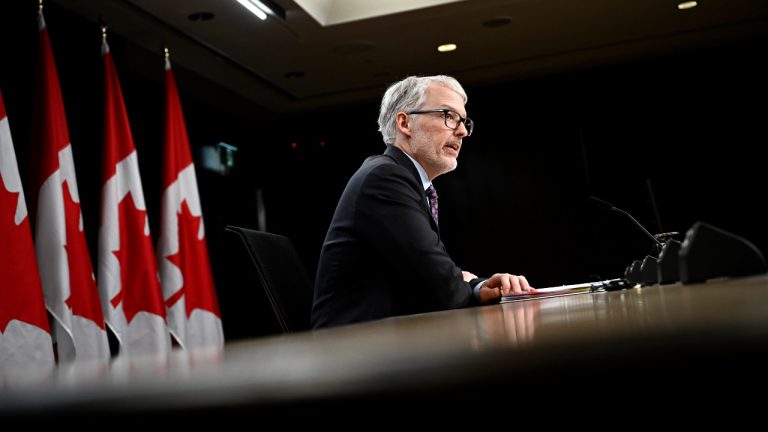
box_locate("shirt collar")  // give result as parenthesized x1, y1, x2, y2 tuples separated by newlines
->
(403, 152, 432, 191)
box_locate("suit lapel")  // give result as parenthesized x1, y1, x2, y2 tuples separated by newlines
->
(383, 146, 440, 235)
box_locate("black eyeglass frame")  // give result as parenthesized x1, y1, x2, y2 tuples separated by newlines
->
(407, 109, 474, 136)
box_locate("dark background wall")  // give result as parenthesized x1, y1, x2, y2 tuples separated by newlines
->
(2, 2, 766, 340)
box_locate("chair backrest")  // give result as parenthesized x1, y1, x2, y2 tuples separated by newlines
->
(224, 225, 313, 333)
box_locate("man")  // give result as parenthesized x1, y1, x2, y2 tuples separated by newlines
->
(312, 75, 534, 328)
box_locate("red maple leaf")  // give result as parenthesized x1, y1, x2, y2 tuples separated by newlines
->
(110, 192, 166, 324)
(164, 200, 220, 318)
(0, 179, 49, 333)
(61, 181, 105, 329)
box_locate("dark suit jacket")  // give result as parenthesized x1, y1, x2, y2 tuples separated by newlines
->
(312, 146, 481, 328)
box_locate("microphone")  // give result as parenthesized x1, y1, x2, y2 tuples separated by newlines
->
(588, 196, 663, 247)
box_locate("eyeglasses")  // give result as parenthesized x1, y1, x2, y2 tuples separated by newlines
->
(407, 109, 474, 136)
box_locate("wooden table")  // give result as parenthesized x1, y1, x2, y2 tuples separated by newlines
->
(3, 275, 768, 421)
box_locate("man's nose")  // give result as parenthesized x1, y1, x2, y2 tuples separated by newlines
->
(454, 121, 468, 137)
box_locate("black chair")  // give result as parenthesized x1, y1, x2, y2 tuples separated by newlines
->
(223, 226, 313, 333)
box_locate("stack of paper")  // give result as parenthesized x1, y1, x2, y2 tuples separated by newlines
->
(501, 282, 597, 303)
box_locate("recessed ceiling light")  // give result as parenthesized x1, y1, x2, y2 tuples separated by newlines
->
(188, 12, 215, 22)
(437, 43, 457, 53)
(677, 1, 698, 10)
(482, 16, 512, 28)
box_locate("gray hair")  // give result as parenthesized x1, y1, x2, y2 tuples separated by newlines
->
(377, 75, 467, 145)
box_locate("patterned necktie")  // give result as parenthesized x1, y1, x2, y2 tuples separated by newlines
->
(425, 185, 439, 226)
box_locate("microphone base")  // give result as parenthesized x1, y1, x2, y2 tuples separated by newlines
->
(679, 222, 767, 284)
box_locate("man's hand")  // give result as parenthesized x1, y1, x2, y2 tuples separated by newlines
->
(477, 273, 535, 303)
(462, 271, 478, 282)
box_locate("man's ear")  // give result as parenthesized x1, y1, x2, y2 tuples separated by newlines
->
(395, 112, 412, 137)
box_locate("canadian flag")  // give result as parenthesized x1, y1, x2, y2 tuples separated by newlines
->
(97, 37, 170, 355)
(29, 12, 109, 362)
(157, 57, 223, 349)
(0, 90, 55, 370)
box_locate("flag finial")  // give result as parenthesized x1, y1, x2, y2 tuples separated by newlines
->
(99, 15, 110, 46)
(38, 0, 43, 13)
(164, 46, 170, 61)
